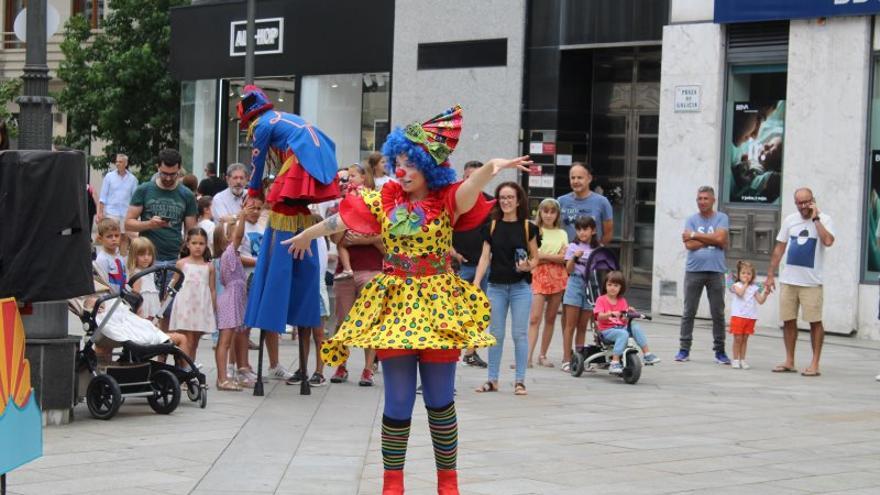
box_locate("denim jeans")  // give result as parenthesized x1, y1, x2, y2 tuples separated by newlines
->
(458, 264, 487, 292)
(679, 271, 726, 352)
(600, 323, 648, 356)
(487, 280, 532, 382)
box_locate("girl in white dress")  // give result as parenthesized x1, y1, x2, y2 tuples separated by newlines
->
(127, 237, 162, 323)
(170, 227, 217, 363)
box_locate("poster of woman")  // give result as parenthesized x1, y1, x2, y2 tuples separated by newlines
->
(727, 100, 785, 204)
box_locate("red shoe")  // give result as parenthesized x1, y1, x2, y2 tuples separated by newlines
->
(382, 469, 404, 494)
(359, 368, 374, 386)
(437, 469, 459, 495)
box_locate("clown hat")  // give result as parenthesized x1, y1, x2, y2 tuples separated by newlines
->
(237, 85, 274, 130)
(382, 105, 463, 190)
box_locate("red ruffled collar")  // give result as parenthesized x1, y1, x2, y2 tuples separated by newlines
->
(380, 181, 449, 223)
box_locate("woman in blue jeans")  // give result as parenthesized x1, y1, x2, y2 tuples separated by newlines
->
(474, 182, 538, 395)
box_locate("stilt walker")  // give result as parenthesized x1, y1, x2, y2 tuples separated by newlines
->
(284, 105, 532, 494)
(236, 86, 338, 394)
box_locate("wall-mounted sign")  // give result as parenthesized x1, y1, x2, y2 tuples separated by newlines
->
(715, 0, 880, 24)
(229, 17, 284, 57)
(674, 85, 701, 113)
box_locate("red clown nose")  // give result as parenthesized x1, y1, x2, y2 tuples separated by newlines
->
(395, 168, 406, 178)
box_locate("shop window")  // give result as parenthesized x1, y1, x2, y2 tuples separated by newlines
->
(863, 57, 880, 281)
(72, 0, 104, 29)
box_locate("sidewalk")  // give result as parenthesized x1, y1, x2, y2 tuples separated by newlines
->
(7, 318, 880, 495)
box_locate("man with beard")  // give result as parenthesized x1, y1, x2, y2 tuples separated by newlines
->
(212, 162, 249, 224)
(125, 149, 198, 262)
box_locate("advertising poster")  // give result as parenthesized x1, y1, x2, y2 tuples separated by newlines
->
(727, 100, 785, 204)
(866, 150, 880, 272)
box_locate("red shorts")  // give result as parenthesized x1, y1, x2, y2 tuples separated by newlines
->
(376, 349, 461, 363)
(729, 316, 756, 335)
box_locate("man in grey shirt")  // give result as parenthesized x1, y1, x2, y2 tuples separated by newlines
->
(676, 186, 731, 365)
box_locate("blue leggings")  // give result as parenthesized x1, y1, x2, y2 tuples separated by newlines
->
(382, 355, 456, 420)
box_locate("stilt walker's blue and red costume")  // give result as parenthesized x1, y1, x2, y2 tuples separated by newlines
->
(237, 85, 338, 332)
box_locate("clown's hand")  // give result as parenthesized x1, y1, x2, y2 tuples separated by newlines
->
(487, 155, 533, 176)
(282, 233, 313, 259)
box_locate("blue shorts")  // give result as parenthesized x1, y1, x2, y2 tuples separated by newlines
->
(562, 274, 593, 310)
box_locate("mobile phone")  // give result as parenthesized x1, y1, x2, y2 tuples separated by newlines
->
(160, 216, 173, 223)
(514, 248, 528, 264)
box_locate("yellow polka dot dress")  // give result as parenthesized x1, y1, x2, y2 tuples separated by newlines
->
(321, 183, 495, 367)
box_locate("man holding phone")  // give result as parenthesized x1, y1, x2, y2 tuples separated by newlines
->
(765, 187, 835, 377)
(126, 148, 198, 262)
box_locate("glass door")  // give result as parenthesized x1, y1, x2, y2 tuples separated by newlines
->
(590, 48, 659, 292)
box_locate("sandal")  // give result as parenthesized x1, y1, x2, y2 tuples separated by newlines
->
(514, 383, 528, 396)
(560, 362, 571, 373)
(216, 379, 242, 392)
(474, 381, 498, 393)
(538, 356, 554, 368)
(509, 363, 533, 369)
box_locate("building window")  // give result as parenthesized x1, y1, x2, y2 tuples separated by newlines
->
(72, 0, 104, 29)
(4, 0, 25, 44)
(863, 56, 880, 281)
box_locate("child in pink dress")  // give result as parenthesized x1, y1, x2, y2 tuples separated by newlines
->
(214, 215, 249, 390)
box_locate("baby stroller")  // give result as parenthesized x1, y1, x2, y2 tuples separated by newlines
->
(70, 265, 207, 420)
(568, 247, 652, 384)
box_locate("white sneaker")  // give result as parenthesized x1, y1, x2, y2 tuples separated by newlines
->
(268, 364, 294, 380)
(226, 364, 237, 380)
(740, 361, 751, 370)
(238, 367, 259, 382)
(875, 373, 880, 382)
(731, 360, 741, 369)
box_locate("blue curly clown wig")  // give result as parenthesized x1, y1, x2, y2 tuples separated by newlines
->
(381, 128, 458, 190)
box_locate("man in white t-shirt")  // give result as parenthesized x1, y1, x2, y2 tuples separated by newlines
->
(765, 188, 835, 377)
(212, 163, 248, 224)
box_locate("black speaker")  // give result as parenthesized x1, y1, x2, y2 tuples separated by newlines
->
(0, 150, 93, 302)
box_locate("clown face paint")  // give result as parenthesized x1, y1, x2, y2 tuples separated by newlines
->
(395, 154, 428, 195)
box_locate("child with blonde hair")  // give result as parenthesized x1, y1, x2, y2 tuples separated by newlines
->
(214, 215, 250, 390)
(527, 198, 568, 368)
(729, 260, 770, 369)
(95, 218, 127, 293)
(126, 237, 162, 322)
(334, 163, 375, 280)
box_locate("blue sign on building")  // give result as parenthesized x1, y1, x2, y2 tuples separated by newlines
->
(715, 0, 880, 24)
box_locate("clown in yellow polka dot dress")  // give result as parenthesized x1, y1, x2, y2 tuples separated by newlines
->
(321, 181, 496, 366)
(283, 104, 533, 495)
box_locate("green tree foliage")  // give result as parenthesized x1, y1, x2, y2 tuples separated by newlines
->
(58, 0, 189, 179)
(0, 78, 22, 135)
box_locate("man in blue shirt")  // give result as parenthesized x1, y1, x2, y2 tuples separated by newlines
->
(98, 153, 138, 254)
(557, 162, 614, 244)
(676, 186, 731, 364)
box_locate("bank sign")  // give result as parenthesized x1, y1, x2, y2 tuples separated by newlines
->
(715, 0, 880, 23)
(229, 17, 284, 56)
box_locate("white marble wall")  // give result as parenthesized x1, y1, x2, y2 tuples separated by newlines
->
(391, 0, 525, 185)
(784, 17, 871, 336)
(670, 0, 714, 24)
(652, 23, 726, 317)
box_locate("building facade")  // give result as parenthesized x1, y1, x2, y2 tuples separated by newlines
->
(654, 0, 880, 339)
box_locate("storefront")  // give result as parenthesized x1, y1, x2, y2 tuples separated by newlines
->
(521, 0, 669, 305)
(654, 0, 880, 339)
(169, 0, 394, 179)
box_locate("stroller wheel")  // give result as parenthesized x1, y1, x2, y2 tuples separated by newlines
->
(622, 353, 642, 385)
(199, 385, 208, 409)
(148, 370, 181, 414)
(570, 352, 585, 378)
(86, 374, 122, 420)
(186, 379, 201, 402)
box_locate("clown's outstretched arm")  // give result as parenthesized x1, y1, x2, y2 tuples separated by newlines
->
(455, 155, 533, 215)
(281, 214, 348, 259)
